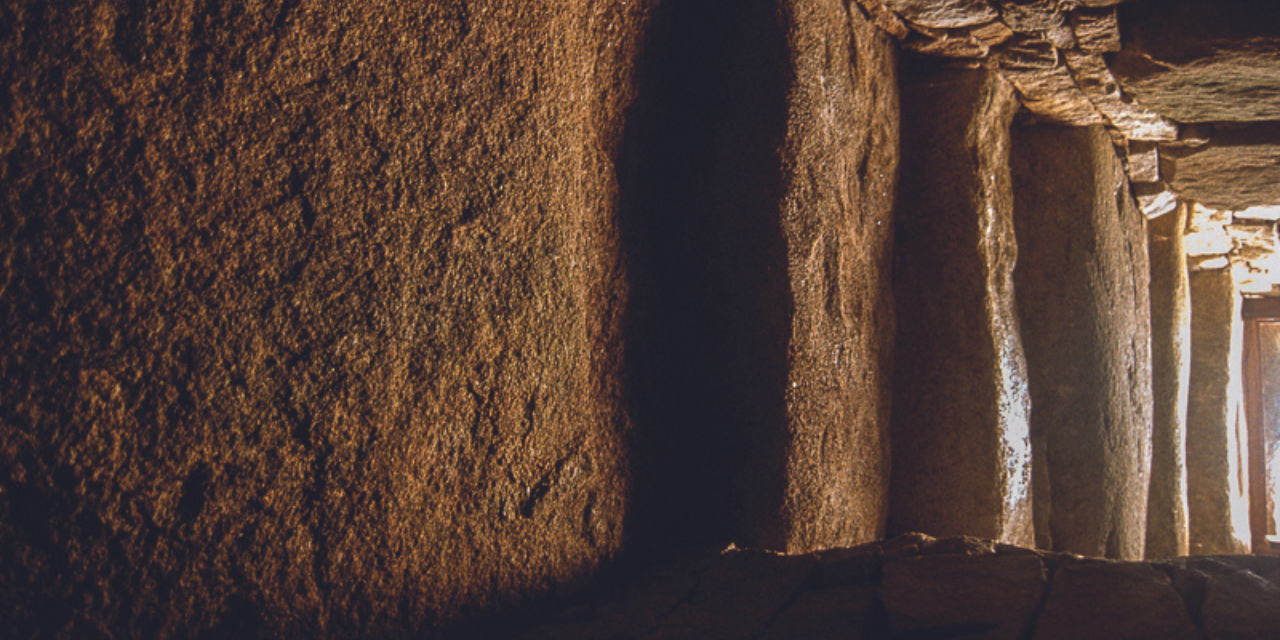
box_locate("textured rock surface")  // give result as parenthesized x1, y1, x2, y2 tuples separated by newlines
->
(1031, 562, 1199, 640)
(1257, 322, 1280, 540)
(890, 62, 1033, 546)
(1146, 204, 1192, 559)
(482, 535, 1280, 640)
(0, 0, 651, 636)
(1164, 140, 1280, 212)
(881, 553, 1045, 640)
(1187, 268, 1253, 555)
(1113, 0, 1280, 123)
(774, 0, 898, 552)
(1013, 124, 1153, 560)
(621, 0, 897, 555)
(1062, 51, 1177, 141)
(883, 0, 997, 29)
(1, 0, 904, 635)
(1201, 561, 1280, 639)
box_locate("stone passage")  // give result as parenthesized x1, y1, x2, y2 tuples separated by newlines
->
(620, 0, 897, 556)
(465, 534, 1280, 640)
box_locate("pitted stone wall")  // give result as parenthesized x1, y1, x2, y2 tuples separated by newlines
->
(0, 1, 650, 636)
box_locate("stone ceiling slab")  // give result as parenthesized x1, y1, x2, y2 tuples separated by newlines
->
(1164, 144, 1280, 211)
(1114, 0, 1280, 123)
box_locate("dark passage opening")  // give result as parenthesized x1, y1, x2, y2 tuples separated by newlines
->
(617, 0, 793, 556)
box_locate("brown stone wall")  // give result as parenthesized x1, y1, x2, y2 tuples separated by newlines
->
(775, 0, 897, 552)
(0, 0, 650, 636)
(1145, 203, 1192, 559)
(1187, 267, 1253, 555)
(890, 62, 1034, 546)
(1012, 124, 1153, 560)
(1256, 322, 1280, 539)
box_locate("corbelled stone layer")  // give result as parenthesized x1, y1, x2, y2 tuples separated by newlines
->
(1163, 130, 1280, 211)
(1114, 0, 1280, 123)
(856, 0, 1177, 141)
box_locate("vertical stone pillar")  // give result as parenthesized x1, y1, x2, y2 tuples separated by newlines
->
(1187, 267, 1253, 554)
(774, 0, 898, 552)
(1255, 322, 1280, 542)
(1146, 203, 1192, 559)
(1012, 124, 1153, 561)
(890, 62, 1034, 546)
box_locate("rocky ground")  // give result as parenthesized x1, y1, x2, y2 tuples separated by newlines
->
(450, 533, 1280, 640)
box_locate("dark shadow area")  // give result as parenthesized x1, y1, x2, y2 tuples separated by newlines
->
(617, 0, 793, 556)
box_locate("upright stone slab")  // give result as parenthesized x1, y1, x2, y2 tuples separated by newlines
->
(774, 0, 898, 552)
(1187, 267, 1253, 555)
(1256, 322, 1280, 540)
(0, 1, 649, 636)
(890, 62, 1034, 546)
(1012, 124, 1153, 560)
(1147, 203, 1192, 559)
(624, 0, 898, 555)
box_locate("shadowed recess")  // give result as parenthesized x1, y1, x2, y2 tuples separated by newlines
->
(618, 0, 793, 555)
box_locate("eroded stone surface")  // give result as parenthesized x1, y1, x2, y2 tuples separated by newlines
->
(1164, 143, 1280, 211)
(1031, 562, 1200, 640)
(0, 1, 652, 637)
(1202, 565, 1280, 640)
(884, 0, 998, 29)
(1013, 124, 1153, 560)
(621, 0, 897, 559)
(1146, 204, 1192, 560)
(1071, 8, 1121, 53)
(1114, 0, 1280, 123)
(774, 0, 898, 553)
(997, 51, 1106, 126)
(1187, 268, 1253, 555)
(891, 62, 1033, 546)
